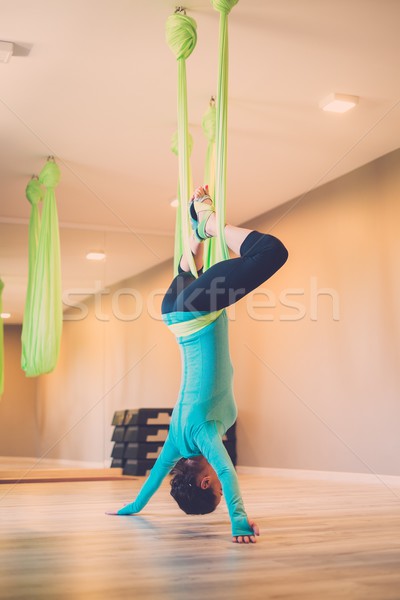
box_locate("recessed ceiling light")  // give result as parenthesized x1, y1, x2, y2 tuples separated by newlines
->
(86, 251, 106, 261)
(1, 312, 11, 319)
(320, 93, 359, 113)
(0, 41, 13, 63)
(170, 198, 179, 208)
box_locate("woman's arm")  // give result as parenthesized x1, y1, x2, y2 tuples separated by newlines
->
(108, 437, 181, 515)
(194, 421, 259, 541)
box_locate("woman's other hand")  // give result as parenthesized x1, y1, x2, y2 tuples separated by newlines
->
(232, 518, 260, 544)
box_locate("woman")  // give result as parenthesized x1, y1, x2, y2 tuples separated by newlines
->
(108, 186, 288, 543)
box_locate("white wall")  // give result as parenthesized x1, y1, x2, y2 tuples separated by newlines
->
(31, 149, 400, 475)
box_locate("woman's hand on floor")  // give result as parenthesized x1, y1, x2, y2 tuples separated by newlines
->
(105, 501, 137, 516)
(105, 510, 135, 516)
(232, 519, 260, 544)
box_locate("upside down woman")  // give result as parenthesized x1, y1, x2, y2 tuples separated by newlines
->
(107, 186, 288, 543)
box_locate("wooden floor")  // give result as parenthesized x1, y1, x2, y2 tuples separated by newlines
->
(1, 466, 400, 599)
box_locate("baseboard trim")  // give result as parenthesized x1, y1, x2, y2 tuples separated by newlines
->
(236, 465, 400, 487)
(42, 458, 108, 469)
(0, 456, 107, 469)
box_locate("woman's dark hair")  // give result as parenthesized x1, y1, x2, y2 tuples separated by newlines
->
(170, 458, 217, 515)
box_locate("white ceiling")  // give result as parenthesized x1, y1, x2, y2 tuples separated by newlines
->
(1, 0, 399, 323)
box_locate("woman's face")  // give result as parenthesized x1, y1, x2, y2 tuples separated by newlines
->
(209, 464, 223, 503)
(210, 478, 223, 507)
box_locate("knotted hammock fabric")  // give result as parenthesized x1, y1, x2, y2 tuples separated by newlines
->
(166, 12, 198, 278)
(21, 161, 62, 377)
(211, 0, 238, 263)
(0, 279, 4, 396)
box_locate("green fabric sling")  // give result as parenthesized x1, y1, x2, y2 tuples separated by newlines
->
(167, 2, 237, 274)
(21, 160, 62, 377)
(171, 130, 194, 276)
(166, 11, 198, 278)
(21, 177, 43, 373)
(0, 279, 4, 396)
(211, 0, 238, 263)
(201, 100, 218, 271)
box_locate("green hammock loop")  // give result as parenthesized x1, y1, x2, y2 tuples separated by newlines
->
(166, 13, 197, 60)
(21, 178, 43, 374)
(25, 178, 44, 287)
(202, 101, 217, 271)
(21, 160, 63, 377)
(171, 130, 194, 275)
(166, 12, 198, 278)
(0, 279, 4, 396)
(171, 130, 193, 157)
(26, 177, 44, 205)
(212, 0, 238, 263)
(211, 0, 239, 15)
(39, 160, 61, 189)
(202, 102, 216, 144)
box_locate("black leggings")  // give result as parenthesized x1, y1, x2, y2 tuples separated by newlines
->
(161, 231, 288, 315)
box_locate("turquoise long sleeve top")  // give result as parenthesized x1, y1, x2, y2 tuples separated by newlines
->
(117, 309, 253, 537)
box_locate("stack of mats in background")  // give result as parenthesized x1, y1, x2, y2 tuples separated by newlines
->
(111, 408, 237, 476)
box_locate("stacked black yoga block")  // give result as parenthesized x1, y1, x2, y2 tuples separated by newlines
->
(110, 408, 172, 476)
(110, 408, 237, 476)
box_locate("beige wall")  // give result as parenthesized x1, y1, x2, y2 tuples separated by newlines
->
(231, 149, 400, 475)
(0, 325, 38, 456)
(36, 260, 182, 464)
(35, 149, 400, 475)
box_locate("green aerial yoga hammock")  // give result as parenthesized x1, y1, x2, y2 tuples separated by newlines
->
(166, 10, 198, 278)
(171, 130, 194, 276)
(212, 0, 238, 263)
(0, 279, 4, 396)
(167, 1, 237, 274)
(21, 159, 62, 377)
(202, 99, 217, 271)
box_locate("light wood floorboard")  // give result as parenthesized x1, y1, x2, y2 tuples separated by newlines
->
(1, 471, 400, 599)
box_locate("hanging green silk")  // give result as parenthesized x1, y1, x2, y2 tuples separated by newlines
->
(166, 3, 237, 274)
(21, 161, 62, 377)
(166, 12, 198, 278)
(211, 0, 238, 263)
(202, 101, 217, 271)
(171, 130, 194, 276)
(21, 177, 43, 372)
(0, 279, 4, 396)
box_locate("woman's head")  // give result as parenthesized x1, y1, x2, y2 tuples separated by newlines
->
(170, 457, 222, 515)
